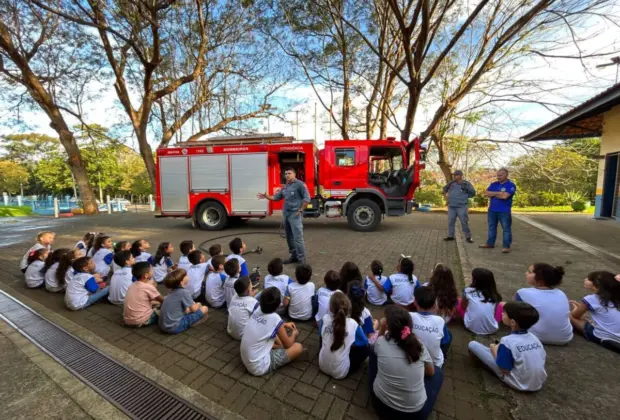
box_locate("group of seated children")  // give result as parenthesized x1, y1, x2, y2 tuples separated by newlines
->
(20, 231, 620, 410)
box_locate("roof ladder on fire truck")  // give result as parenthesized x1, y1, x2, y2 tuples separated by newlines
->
(175, 133, 316, 146)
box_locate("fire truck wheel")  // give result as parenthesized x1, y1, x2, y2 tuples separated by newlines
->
(347, 198, 381, 232)
(196, 201, 228, 231)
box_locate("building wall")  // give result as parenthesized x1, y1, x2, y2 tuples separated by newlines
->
(595, 104, 620, 219)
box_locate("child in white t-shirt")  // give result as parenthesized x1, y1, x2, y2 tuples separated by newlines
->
(25, 248, 49, 288)
(20, 231, 54, 273)
(284, 264, 316, 321)
(204, 255, 227, 308)
(515, 263, 572, 345)
(177, 240, 195, 273)
(131, 239, 153, 265)
(228, 276, 260, 340)
(224, 258, 241, 307)
(365, 260, 391, 306)
(55, 249, 80, 289)
(75, 232, 96, 257)
(265, 258, 293, 314)
(347, 281, 377, 339)
(388, 257, 419, 309)
(426, 263, 459, 323)
(206, 244, 223, 272)
(240, 287, 303, 376)
(111, 241, 131, 273)
(456, 268, 503, 335)
(65, 257, 109, 310)
(469, 302, 547, 391)
(411, 286, 451, 367)
(44, 248, 71, 292)
(186, 250, 210, 300)
(226, 237, 249, 277)
(570, 271, 620, 352)
(152, 242, 176, 283)
(92, 235, 114, 279)
(108, 250, 136, 305)
(314, 270, 340, 322)
(319, 292, 369, 379)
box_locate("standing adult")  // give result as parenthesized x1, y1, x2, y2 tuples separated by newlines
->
(479, 168, 516, 253)
(442, 170, 476, 243)
(257, 167, 310, 264)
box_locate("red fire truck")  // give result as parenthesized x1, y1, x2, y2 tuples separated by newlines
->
(155, 133, 426, 232)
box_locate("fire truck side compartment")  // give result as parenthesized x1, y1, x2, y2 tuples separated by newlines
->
(159, 156, 189, 213)
(190, 155, 229, 191)
(230, 153, 269, 214)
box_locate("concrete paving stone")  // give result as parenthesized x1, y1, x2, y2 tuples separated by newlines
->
(300, 364, 320, 384)
(180, 365, 209, 386)
(174, 342, 195, 355)
(211, 373, 236, 391)
(311, 392, 335, 419)
(324, 379, 355, 401)
(285, 391, 316, 413)
(188, 367, 217, 390)
(264, 373, 297, 400)
(278, 364, 304, 379)
(164, 364, 189, 381)
(325, 397, 349, 420)
(311, 370, 331, 389)
(220, 357, 243, 375)
(203, 355, 227, 371)
(331, 376, 360, 391)
(220, 382, 256, 412)
(435, 392, 457, 418)
(272, 403, 312, 420)
(175, 357, 199, 372)
(227, 361, 247, 379)
(293, 381, 323, 400)
(346, 404, 377, 420)
(452, 378, 479, 402)
(351, 376, 370, 407)
(213, 349, 236, 362)
(198, 383, 227, 403)
(241, 404, 271, 420)
(454, 398, 493, 420)
(249, 391, 278, 412)
(486, 397, 513, 419)
(194, 345, 218, 362)
(238, 371, 269, 389)
(183, 336, 203, 348)
(152, 349, 182, 370)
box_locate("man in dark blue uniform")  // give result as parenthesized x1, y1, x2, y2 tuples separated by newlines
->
(258, 167, 310, 264)
(479, 168, 517, 253)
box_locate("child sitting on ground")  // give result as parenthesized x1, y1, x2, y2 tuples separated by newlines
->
(108, 250, 136, 305)
(204, 255, 227, 308)
(226, 237, 249, 276)
(426, 263, 459, 323)
(365, 260, 391, 306)
(92, 235, 114, 279)
(206, 244, 222, 271)
(285, 263, 316, 321)
(240, 287, 303, 376)
(264, 258, 292, 314)
(153, 242, 176, 283)
(314, 270, 340, 322)
(516, 263, 572, 345)
(65, 257, 109, 310)
(339, 261, 362, 293)
(347, 281, 378, 339)
(224, 259, 241, 307)
(159, 269, 208, 334)
(75, 232, 96, 257)
(111, 241, 131, 273)
(25, 248, 49, 288)
(44, 248, 71, 292)
(187, 250, 210, 300)
(20, 231, 55, 273)
(123, 262, 164, 327)
(178, 240, 195, 272)
(56, 249, 80, 288)
(319, 292, 369, 379)
(131, 239, 153, 264)
(468, 301, 547, 391)
(569, 271, 620, 352)
(388, 257, 419, 310)
(457, 268, 503, 335)
(411, 286, 451, 367)
(227, 276, 260, 340)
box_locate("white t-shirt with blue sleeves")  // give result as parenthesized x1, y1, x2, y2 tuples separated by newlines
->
(93, 248, 114, 278)
(240, 309, 283, 376)
(153, 256, 174, 283)
(516, 288, 573, 345)
(359, 307, 375, 336)
(178, 255, 191, 273)
(187, 262, 209, 299)
(226, 254, 249, 277)
(205, 271, 227, 308)
(315, 287, 338, 322)
(365, 275, 391, 305)
(75, 240, 87, 257)
(410, 311, 448, 367)
(463, 287, 498, 335)
(25, 260, 45, 288)
(109, 266, 135, 305)
(227, 295, 259, 340)
(495, 330, 547, 391)
(319, 313, 369, 379)
(65, 271, 99, 310)
(45, 262, 64, 292)
(286, 282, 315, 321)
(225, 275, 239, 307)
(134, 252, 153, 265)
(582, 294, 620, 343)
(265, 274, 293, 311)
(20, 243, 48, 270)
(389, 273, 419, 306)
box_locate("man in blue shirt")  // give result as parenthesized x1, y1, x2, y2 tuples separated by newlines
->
(258, 167, 310, 264)
(479, 168, 517, 253)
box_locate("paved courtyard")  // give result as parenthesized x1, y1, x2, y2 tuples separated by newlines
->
(0, 211, 619, 419)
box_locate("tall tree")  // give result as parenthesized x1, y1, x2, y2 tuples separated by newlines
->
(0, 160, 29, 195)
(0, 0, 99, 213)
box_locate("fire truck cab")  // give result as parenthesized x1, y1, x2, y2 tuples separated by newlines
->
(155, 133, 426, 232)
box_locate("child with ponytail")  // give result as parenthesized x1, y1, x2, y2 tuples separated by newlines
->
(365, 260, 392, 306)
(369, 305, 443, 419)
(318, 292, 369, 379)
(347, 281, 378, 339)
(388, 256, 419, 310)
(44, 248, 71, 292)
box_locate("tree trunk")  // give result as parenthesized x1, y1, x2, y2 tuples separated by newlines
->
(434, 135, 453, 183)
(137, 130, 157, 194)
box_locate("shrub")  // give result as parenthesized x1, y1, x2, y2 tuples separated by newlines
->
(571, 200, 591, 212)
(512, 192, 530, 208)
(415, 186, 444, 207)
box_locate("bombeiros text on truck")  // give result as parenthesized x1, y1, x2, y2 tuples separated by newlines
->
(155, 133, 427, 232)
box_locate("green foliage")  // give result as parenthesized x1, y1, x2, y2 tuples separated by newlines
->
(0, 206, 33, 217)
(34, 153, 73, 193)
(0, 160, 30, 194)
(571, 201, 591, 212)
(415, 185, 445, 206)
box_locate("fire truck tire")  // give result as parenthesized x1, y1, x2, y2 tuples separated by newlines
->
(196, 201, 228, 231)
(347, 198, 381, 232)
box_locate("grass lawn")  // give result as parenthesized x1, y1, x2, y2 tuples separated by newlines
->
(0, 206, 33, 217)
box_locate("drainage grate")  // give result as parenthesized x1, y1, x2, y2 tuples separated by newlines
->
(0, 291, 214, 420)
